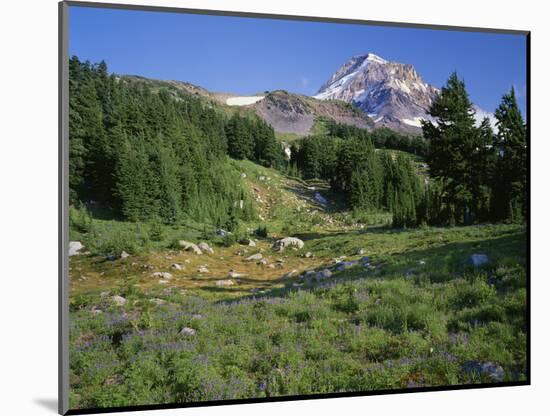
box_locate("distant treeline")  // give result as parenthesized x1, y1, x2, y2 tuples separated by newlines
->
(324, 119, 429, 156)
(291, 72, 527, 227)
(69, 57, 283, 226)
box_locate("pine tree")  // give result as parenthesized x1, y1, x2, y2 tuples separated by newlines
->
(492, 88, 527, 222)
(422, 72, 482, 225)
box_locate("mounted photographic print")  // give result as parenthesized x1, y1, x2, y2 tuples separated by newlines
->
(59, 1, 530, 414)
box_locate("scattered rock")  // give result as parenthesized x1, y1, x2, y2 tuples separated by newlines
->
(317, 269, 333, 280)
(216, 279, 235, 286)
(150, 298, 166, 306)
(111, 295, 126, 306)
(259, 258, 268, 265)
(357, 248, 366, 256)
(284, 269, 298, 278)
(180, 327, 196, 337)
(469, 254, 489, 267)
(120, 250, 130, 259)
(158, 280, 169, 285)
(216, 229, 229, 236)
(419, 260, 426, 265)
(248, 239, 257, 247)
(304, 252, 313, 258)
(273, 237, 305, 252)
(171, 263, 184, 270)
(462, 361, 504, 382)
(90, 307, 103, 314)
(228, 270, 245, 278)
(334, 260, 359, 271)
(198, 265, 209, 273)
(68, 241, 84, 257)
(191, 314, 203, 320)
(245, 253, 264, 262)
(178, 240, 202, 255)
(198, 242, 214, 254)
(268, 264, 275, 269)
(240, 173, 247, 178)
(151, 271, 173, 279)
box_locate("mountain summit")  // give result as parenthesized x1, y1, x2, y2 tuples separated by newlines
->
(314, 53, 494, 132)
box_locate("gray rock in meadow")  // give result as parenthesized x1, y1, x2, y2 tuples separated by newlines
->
(284, 269, 298, 278)
(178, 240, 202, 255)
(151, 271, 173, 279)
(304, 252, 313, 258)
(273, 237, 305, 252)
(228, 271, 245, 278)
(248, 239, 257, 247)
(68, 241, 84, 257)
(469, 254, 489, 267)
(111, 295, 127, 306)
(462, 361, 504, 382)
(317, 269, 333, 280)
(150, 298, 166, 306)
(120, 251, 130, 259)
(245, 253, 264, 262)
(216, 229, 229, 236)
(171, 263, 184, 270)
(216, 279, 235, 286)
(198, 242, 214, 254)
(180, 327, 197, 337)
(334, 260, 359, 271)
(198, 265, 209, 273)
(357, 248, 366, 255)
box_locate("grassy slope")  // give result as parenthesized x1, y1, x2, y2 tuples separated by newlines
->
(68, 159, 527, 409)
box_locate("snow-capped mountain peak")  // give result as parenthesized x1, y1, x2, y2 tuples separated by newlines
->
(313, 53, 495, 133)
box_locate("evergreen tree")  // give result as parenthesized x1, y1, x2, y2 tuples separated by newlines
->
(492, 88, 527, 222)
(422, 72, 483, 225)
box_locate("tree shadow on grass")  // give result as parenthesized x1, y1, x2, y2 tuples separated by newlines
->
(213, 229, 527, 305)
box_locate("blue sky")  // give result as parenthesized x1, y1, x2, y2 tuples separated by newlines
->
(69, 6, 527, 115)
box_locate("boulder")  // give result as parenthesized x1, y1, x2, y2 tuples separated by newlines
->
(171, 263, 184, 270)
(273, 237, 305, 252)
(151, 272, 173, 279)
(317, 269, 333, 280)
(216, 279, 235, 286)
(198, 265, 209, 273)
(284, 269, 298, 278)
(334, 260, 359, 271)
(178, 240, 202, 255)
(111, 295, 126, 306)
(180, 327, 196, 337)
(68, 241, 84, 257)
(120, 250, 130, 259)
(198, 242, 214, 254)
(462, 361, 504, 382)
(245, 253, 264, 262)
(469, 254, 489, 267)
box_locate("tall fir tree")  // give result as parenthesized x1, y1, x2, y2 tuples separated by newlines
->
(492, 88, 527, 222)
